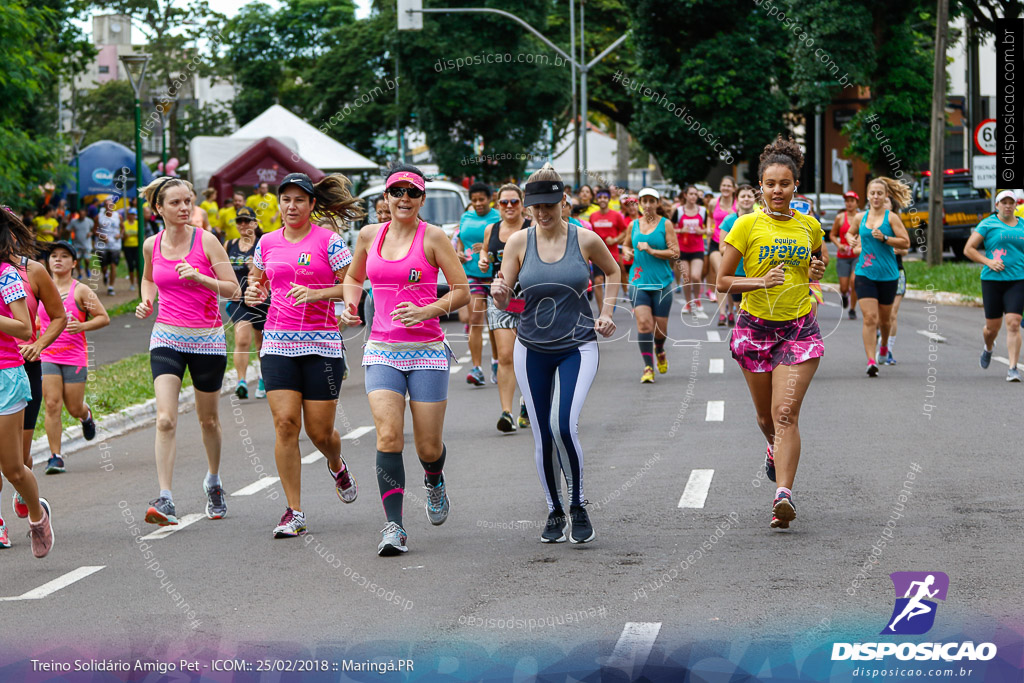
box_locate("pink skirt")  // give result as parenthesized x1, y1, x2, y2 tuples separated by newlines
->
(730, 311, 824, 373)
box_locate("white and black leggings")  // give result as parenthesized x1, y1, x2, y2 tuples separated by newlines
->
(513, 340, 599, 513)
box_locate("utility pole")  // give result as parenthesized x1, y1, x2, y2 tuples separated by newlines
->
(570, 0, 578, 189)
(926, 0, 949, 266)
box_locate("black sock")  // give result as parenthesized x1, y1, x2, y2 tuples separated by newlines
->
(842, 293, 849, 308)
(638, 332, 654, 367)
(419, 444, 446, 487)
(376, 450, 405, 525)
(654, 336, 665, 354)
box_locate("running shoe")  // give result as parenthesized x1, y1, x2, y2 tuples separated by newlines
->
(980, 347, 992, 369)
(718, 314, 727, 327)
(848, 308, 857, 320)
(81, 408, 96, 441)
(641, 366, 655, 384)
(765, 444, 776, 483)
(45, 454, 65, 475)
(12, 492, 27, 519)
(770, 492, 796, 530)
(885, 350, 896, 366)
(491, 360, 499, 384)
(728, 312, 736, 326)
(683, 302, 691, 313)
(378, 521, 408, 556)
(424, 477, 450, 526)
(466, 366, 485, 386)
(707, 289, 717, 302)
(27, 498, 53, 558)
(235, 379, 248, 399)
(255, 378, 267, 399)
(674, 284, 683, 294)
(1008, 367, 1022, 382)
(0, 519, 9, 549)
(519, 398, 530, 429)
(107, 286, 114, 296)
(866, 360, 879, 377)
(145, 497, 178, 526)
(330, 459, 358, 503)
(541, 509, 567, 543)
(569, 503, 595, 544)
(203, 480, 227, 520)
(273, 508, 307, 538)
(496, 411, 516, 433)
(695, 301, 705, 313)
(656, 352, 668, 374)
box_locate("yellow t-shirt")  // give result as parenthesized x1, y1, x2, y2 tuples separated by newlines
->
(723, 210, 822, 321)
(1015, 203, 1024, 220)
(246, 193, 281, 232)
(123, 219, 139, 247)
(219, 207, 241, 241)
(33, 217, 59, 242)
(200, 201, 221, 229)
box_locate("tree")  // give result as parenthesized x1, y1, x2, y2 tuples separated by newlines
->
(175, 101, 234, 160)
(223, 2, 286, 126)
(77, 80, 137, 148)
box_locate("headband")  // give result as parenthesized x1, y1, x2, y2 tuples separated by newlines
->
(152, 176, 179, 204)
(386, 171, 425, 192)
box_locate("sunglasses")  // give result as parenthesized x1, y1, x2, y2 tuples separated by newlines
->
(387, 186, 425, 199)
(498, 198, 521, 207)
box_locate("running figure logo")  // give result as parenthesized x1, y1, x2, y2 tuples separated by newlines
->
(631, 267, 642, 283)
(297, 253, 311, 266)
(862, 252, 875, 269)
(882, 571, 949, 635)
(992, 248, 1007, 263)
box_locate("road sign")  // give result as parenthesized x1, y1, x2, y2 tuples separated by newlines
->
(973, 155, 996, 189)
(974, 119, 996, 156)
(397, 0, 423, 30)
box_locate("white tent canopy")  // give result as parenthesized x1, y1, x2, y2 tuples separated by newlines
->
(189, 136, 298, 195)
(231, 104, 378, 172)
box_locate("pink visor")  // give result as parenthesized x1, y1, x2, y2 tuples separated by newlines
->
(385, 171, 426, 192)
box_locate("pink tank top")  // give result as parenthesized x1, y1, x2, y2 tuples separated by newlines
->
(838, 211, 856, 258)
(0, 262, 28, 370)
(712, 196, 737, 243)
(152, 227, 221, 328)
(39, 280, 87, 366)
(366, 221, 443, 344)
(15, 259, 39, 344)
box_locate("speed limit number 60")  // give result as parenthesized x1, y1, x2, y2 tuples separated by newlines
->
(974, 119, 996, 156)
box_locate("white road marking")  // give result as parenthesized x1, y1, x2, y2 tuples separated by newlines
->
(607, 622, 662, 674)
(450, 365, 463, 374)
(706, 331, 721, 342)
(693, 311, 708, 320)
(994, 355, 1011, 367)
(233, 477, 280, 495)
(821, 300, 841, 308)
(141, 513, 205, 540)
(709, 358, 724, 374)
(916, 329, 946, 343)
(341, 425, 375, 440)
(457, 355, 471, 363)
(678, 469, 714, 508)
(0, 566, 105, 601)
(301, 451, 323, 465)
(705, 400, 724, 421)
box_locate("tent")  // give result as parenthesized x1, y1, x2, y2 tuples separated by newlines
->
(549, 124, 623, 187)
(231, 105, 378, 172)
(66, 140, 155, 198)
(189, 135, 299, 194)
(207, 137, 324, 201)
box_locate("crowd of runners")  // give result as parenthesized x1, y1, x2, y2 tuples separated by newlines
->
(1, 135, 1022, 559)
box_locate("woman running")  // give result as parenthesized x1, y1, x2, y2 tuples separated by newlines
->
(674, 186, 707, 314)
(847, 177, 911, 377)
(226, 207, 268, 400)
(245, 172, 360, 538)
(619, 194, 640, 285)
(830, 191, 861, 320)
(589, 188, 628, 311)
(136, 177, 240, 526)
(966, 190, 1024, 381)
(479, 184, 531, 432)
(39, 242, 109, 463)
(718, 137, 826, 530)
(622, 188, 678, 383)
(716, 184, 757, 326)
(491, 164, 618, 545)
(456, 182, 499, 387)
(882, 197, 907, 365)
(339, 163, 468, 556)
(706, 176, 737, 308)
(0, 206, 54, 555)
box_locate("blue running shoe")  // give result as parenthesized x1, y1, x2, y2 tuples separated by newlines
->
(45, 454, 65, 475)
(981, 347, 993, 369)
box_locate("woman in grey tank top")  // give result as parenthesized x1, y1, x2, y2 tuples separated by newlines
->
(491, 164, 619, 546)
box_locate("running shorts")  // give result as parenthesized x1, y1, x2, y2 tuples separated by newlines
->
(706, 239, 720, 256)
(123, 247, 139, 272)
(23, 360, 42, 429)
(629, 285, 674, 318)
(486, 297, 520, 330)
(261, 353, 341, 400)
(730, 311, 824, 373)
(42, 362, 88, 385)
(836, 258, 856, 278)
(854, 277, 899, 306)
(226, 300, 268, 331)
(365, 364, 448, 403)
(466, 276, 491, 298)
(150, 347, 226, 393)
(98, 249, 120, 268)
(0, 366, 32, 416)
(981, 279, 1024, 319)
(678, 251, 704, 262)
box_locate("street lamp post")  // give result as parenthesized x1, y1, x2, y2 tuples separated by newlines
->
(70, 128, 85, 213)
(120, 53, 150, 285)
(152, 95, 177, 171)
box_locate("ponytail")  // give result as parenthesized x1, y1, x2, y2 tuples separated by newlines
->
(311, 174, 365, 231)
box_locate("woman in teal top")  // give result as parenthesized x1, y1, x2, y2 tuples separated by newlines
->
(965, 190, 1024, 381)
(622, 188, 679, 383)
(848, 177, 911, 377)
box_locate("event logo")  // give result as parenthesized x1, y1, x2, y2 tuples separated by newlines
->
(297, 253, 311, 266)
(408, 269, 422, 283)
(882, 571, 948, 635)
(92, 168, 114, 186)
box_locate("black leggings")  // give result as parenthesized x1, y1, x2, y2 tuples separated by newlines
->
(150, 347, 226, 393)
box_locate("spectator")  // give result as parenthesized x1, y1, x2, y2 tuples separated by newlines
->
(95, 199, 124, 295)
(66, 210, 94, 279)
(33, 205, 59, 244)
(246, 182, 281, 233)
(200, 188, 222, 234)
(123, 208, 141, 290)
(218, 191, 246, 241)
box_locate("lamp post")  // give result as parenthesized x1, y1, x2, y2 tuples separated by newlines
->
(120, 53, 150, 284)
(69, 128, 85, 213)
(152, 95, 177, 171)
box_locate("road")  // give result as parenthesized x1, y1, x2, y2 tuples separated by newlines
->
(0, 289, 1018, 682)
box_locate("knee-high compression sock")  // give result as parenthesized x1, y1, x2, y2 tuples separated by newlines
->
(376, 450, 405, 525)
(419, 444, 446, 487)
(638, 332, 654, 368)
(654, 336, 666, 355)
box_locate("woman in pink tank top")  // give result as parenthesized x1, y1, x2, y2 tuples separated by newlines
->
(339, 164, 469, 556)
(704, 176, 738, 306)
(38, 242, 109, 469)
(135, 177, 240, 527)
(245, 172, 361, 539)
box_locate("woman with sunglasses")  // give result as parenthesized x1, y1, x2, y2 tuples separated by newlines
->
(339, 164, 469, 556)
(478, 184, 531, 432)
(225, 207, 267, 399)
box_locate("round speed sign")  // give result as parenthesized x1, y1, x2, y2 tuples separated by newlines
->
(974, 119, 996, 156)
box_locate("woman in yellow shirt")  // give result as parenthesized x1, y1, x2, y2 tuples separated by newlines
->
(718, 136, 826, 532)
(200, 188, 222, 232)
(122, 208, 140, 290)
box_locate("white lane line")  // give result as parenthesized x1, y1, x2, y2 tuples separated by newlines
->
(705, 400, 724, 421)
(706, 331, 721, 342)
(301, 451, 322, 465)
(916, 329, 947, 343)
(457, 355, 471, 363)
(0, 566, 105, 601)
(678, 469, 714, 508)
(709, 358, 724, 374)
(994, 355, 1011, 367)
(693, 311, 708, 320)
(233, 477, 280, 496)
(341, 425, 375, 440)
(450, 365, 463, 374)
(141, 513, 205, 540)
(607, 622, 662, 674)
(822, 300, 841, 308)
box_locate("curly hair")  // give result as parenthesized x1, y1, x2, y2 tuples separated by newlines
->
(758, 135, 804, 181)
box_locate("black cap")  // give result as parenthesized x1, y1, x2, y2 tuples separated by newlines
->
(278, 173, 315, 197)
(524, 180, 566, 207)
(236, 207, 257, 221)
(50, 240, 78, 260)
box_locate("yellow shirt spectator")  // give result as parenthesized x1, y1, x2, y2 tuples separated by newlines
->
(219, 206, 241, 241)
(246, 192, 281, 232)
(33, 216, 59, 242)
(1015, 202, 1024, 220)
(723, 209, 823, 321)
(123, 218, 139, 247)
(200, 200, 221, 230)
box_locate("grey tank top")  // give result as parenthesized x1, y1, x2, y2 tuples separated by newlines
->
(517, 224, 598, 352)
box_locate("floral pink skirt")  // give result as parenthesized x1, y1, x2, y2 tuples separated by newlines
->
(730, 310, 824, 373)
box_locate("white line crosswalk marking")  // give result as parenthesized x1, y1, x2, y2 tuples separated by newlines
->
(607, 622, 662, 676)
(233, 477, 280, 495)
(705, 400, 724, 421)
(709, 358, 724, 374)
(0, 566, 105, 601)
(678, 469, 714, 508)
(141, 513, 205, 540)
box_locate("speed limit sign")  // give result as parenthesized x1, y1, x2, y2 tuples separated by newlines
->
(974, 119, 996, 156)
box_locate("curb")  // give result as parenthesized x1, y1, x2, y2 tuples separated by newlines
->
(901, 288, 982, 307)
(30, 369, 242, 466)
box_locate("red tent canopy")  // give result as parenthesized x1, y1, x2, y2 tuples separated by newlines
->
(207, 137, 325, 201)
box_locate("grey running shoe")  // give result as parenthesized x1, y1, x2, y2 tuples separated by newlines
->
(378, 521, 408, 556)
(569, 503, 595, 544)
(1008, 367, 1022, 382)
(330, 459, 358, 503)
(273, 508, 307, 538)
(203, 481, 227, 519)
(424, 478, 450, 526)
(541, 509, 567, 543)
(981, 347, 993, 369)
(145, 497, 178, 526)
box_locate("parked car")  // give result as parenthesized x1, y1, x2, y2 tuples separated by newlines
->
(899, 169, 992, 259)
(815, 193, 847, 226)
